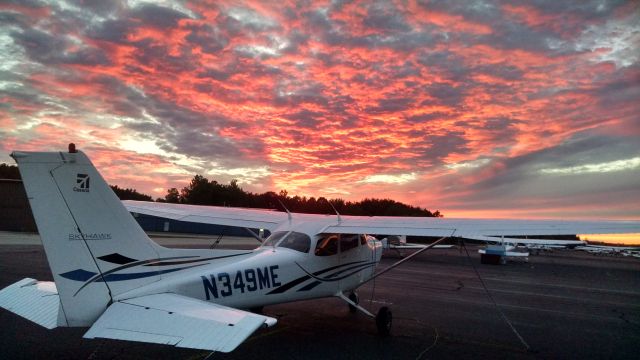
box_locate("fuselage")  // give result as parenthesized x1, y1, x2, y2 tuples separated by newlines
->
(119, 229, 384, 310)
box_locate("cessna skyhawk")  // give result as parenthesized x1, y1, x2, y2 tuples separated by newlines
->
(1, 147, 638, 353)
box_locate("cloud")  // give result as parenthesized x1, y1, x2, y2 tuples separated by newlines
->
(10, 28, 111, 66)
(1, 0, 638, 219)
(366, 97, 413, 113)
(362, 2, 411, 33)
(224, 6, 279, 32)
(422, 82, 467, 107)
(185, 24, 229, 54)
(540, 157, 640, 175)
(470, 133, 639, 189)
(359, 173, 417, 185)
(130, 4, 190, 28)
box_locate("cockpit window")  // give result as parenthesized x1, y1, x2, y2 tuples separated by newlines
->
(278, 232, 311, 253)
(340, 234, 359, 253)
(262, 231, 289, 247)
(315, 234, 339, 256)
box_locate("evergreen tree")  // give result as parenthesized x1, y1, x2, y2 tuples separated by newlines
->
(110, 185, 153, 201)
(0, 163, 20, 179)
(164, 174, 442, 217)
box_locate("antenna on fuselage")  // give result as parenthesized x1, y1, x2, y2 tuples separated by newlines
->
(277, 199, 292, 223)
(326, 199, 342, 224)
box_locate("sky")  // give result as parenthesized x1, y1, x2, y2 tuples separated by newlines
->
(0, 0, 639, 220)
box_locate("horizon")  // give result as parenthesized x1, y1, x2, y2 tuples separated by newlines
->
(1, 1, 639, 220)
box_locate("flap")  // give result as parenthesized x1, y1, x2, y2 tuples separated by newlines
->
(84, 293, 277, 352)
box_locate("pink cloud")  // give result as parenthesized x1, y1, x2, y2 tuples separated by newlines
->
(1, 1, 638, 219)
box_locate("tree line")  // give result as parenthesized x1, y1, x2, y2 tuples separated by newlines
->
(160, 175, 441, 217)
(0, 164, 20, 179)
(0, 163, 441, 217)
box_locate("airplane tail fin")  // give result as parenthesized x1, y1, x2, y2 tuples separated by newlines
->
(10, 148, 163, 326)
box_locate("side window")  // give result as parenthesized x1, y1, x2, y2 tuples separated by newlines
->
(279, 232, 311, 253)
(340, 234, 359, 253)
(315, 234, 339, 256)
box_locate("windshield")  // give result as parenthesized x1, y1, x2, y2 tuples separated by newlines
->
(262, 231, 311, 253)
(279, 232, 311, 253)
(262, 231, 289, 247)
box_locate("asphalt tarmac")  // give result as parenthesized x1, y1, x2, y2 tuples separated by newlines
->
(1, 232, 639, 359)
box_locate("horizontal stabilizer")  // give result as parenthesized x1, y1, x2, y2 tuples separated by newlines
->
(84, 293, 277, 352)
(0, 278, 63, 329)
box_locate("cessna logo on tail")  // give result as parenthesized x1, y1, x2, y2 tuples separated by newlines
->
(73, 173, 90, 192)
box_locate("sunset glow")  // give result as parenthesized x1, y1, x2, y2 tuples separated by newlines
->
(579, 234, 640, 246)
(0, 0, 638, 220)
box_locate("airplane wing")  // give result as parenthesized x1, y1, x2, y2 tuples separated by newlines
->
(124, 200, 288, 232)
(465, 235, 585, 246)
(84, 293, 276, 353)
(388, 243, 455, 249)
(123, 200, 640, 240)
(324, 218, 640, 238)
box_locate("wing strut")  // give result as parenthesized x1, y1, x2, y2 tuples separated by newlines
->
(277, 199, 292, 223)
(335, 292, 374, 318)
(244, 228, 264, 243)
(362, 230, 456, 285)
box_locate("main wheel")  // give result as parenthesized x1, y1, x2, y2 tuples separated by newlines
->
(376, 306, 392, 336)
(348, 292, 359, 313)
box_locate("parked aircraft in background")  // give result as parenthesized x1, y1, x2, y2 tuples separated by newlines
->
(474, 236, 583, 264)
(575, 244, 640, 256)
(478, 244, 529, 264)
(378, 235, 454, 256)
(1, 146, 639, 353)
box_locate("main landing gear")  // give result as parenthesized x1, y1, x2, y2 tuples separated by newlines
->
(348, 292, 359, 313)
(340, 291, 392, 336)
(375, 307, 392, 336)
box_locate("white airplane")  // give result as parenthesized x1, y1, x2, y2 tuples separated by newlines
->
(475, 236, 583, 263)
(378, 234, 454, 257)
(1, 147, 639, 353)
(575, 244, 640, 256)
(478, 244, 529, 264)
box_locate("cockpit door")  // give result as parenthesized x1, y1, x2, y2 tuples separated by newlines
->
(339, 234, 366, 289)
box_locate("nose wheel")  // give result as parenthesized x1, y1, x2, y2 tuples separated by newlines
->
(376, 306, 392, 336)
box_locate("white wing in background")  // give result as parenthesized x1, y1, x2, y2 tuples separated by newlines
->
(124, 200, 288, 232)
(124, 200, 640, 240)
(324, 218, 640, 238)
